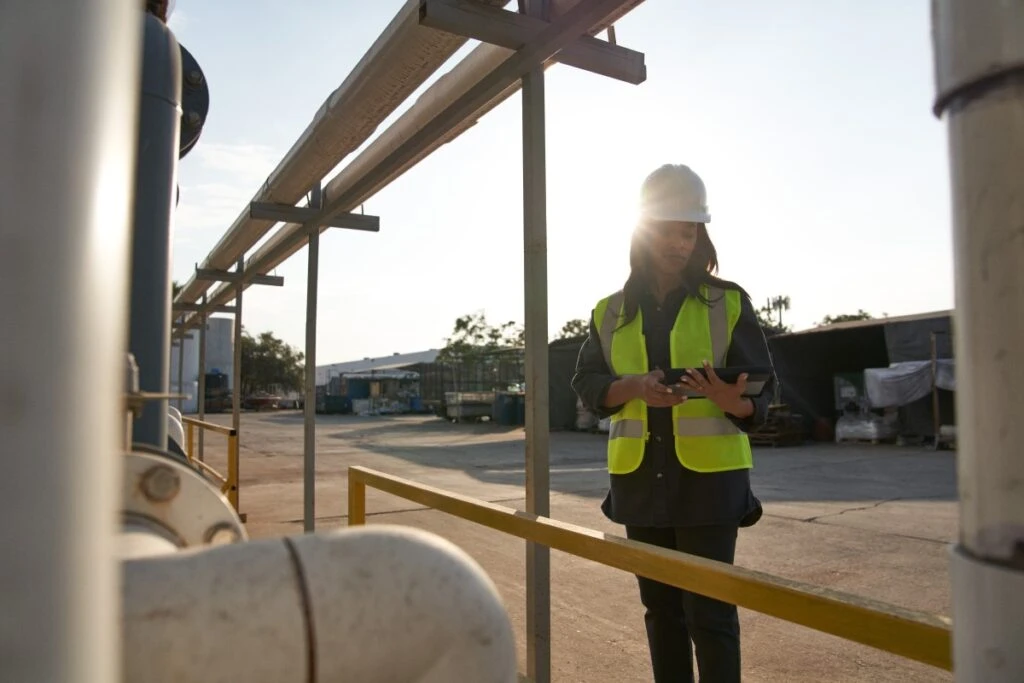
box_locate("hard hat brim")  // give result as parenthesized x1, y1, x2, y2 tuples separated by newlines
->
(641, 209, 711, 223)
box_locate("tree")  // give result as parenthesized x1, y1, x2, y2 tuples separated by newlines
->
(171, 280, 183, 298)
(556, 318, 588, 340)
(239, 329, 304, 396)
(437, 312, 524, 394)
(756, 295, 792, 336)
(818, 309, 873, 326)
(437, 312, 523, 363)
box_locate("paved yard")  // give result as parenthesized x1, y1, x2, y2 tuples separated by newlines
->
(197, 412, 957, 683)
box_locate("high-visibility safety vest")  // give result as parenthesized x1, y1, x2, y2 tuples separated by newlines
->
(594, 285, 754, 475)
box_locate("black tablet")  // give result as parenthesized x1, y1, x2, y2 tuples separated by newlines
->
(659, 366, 771, 399)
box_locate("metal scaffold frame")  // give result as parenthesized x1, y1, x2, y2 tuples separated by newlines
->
(169, 6, 647, 679)
(6, 0, 1023, 681)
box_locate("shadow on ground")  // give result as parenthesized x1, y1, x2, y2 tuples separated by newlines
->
(292, 414, 958, 505)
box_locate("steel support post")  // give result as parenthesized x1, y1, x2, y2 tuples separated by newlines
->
(176, 321, 185, 412)
(127, 12, 182, 449)
(198, 294, 208, 461)
(304, 184, 323, 532)
(932, 1, 1024, 680)
(522, 2, 551, 681)
(1, 2, 141, 681)
(232, 257, 244, 511)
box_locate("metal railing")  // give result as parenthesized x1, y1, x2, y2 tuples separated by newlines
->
(182, 416, 240, 513)
(347, 465, 952, 672)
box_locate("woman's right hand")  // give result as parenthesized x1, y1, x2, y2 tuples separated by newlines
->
(633, 369, 687, 408)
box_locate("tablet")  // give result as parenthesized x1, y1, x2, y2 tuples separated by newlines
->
(659, 366, 771, 399)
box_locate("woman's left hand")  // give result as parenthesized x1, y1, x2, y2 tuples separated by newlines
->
(681, 360, 752, 417)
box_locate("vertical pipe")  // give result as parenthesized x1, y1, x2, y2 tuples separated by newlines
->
(932, 1, 1024, 680)
(128, 13, 183, 449)
(0, 2, 141, 681)
(198, 294, 208, 462)
(522, 2, 551, 680)
(930, 333, 940, 450)
(304, 185, 322, 532)
(232, 258, 244, 510)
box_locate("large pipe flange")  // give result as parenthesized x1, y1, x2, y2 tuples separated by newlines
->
(121, 449, 247, 559)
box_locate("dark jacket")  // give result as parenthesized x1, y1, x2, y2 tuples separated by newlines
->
(571, 282, 776, 528)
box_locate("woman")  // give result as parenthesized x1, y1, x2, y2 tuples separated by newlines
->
(571, 164, 776, 683)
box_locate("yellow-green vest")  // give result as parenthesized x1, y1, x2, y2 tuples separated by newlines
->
(594, 285, 754, 475)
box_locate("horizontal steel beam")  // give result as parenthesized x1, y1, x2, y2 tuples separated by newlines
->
(318, 0, 635, 223)
(194, 267, 284, 287)
(172, 302, 236, 314)
(249, 202, 381, 232)
(420, 0, 645, 84)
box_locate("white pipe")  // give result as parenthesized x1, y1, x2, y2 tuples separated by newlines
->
(183, 0, 645, 320)
(931, 0, 1024, 680)
(0, 2, 141, 682)
(118, 526, 180, 561)
(122, 525, 517, 683)
(174, 0, 513, 308)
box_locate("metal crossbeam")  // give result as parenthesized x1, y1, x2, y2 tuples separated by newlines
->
(249, 201, 381, 232)
(172, 302, 236, 314)
(420, 0, 645, 84)
(317, 0, 634, 223)
(194, 267, 284, 287)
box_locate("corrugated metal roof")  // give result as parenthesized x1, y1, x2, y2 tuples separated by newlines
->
(316, 349, 440, 384)
(774, 309, 953, 339)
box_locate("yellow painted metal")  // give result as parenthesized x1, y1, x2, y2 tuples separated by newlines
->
(178, 416, 240, 514)
(348, 478, 366, 526)
(180, 415, 237, 438)
(226, 434, 239, 512)
(185, 421, 195, 461)
(347, 466, 952, 671)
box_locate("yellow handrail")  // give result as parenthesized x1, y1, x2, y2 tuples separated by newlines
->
(348, 465, 952, 671)
(182, 416, 240, 513)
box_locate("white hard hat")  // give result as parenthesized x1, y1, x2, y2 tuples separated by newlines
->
(639, 164, 711, 223)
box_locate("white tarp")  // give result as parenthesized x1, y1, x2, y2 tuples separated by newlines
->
(864, 360, 955, 408)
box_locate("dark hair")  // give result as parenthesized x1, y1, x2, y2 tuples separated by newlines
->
(146, 0, 170, 22)
(619, 222, 742, 326)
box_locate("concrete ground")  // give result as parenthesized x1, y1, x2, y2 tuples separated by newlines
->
(198, 412, 956, 683)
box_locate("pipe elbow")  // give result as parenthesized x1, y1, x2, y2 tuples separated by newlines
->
(291, 524, 517, 683)
(122, 525, 517, 683)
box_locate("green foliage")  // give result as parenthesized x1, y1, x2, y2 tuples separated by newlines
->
(756, 295, 792, 336)
(818, 309, 873, 326)
(556, 318, 588, 340)
(240, 329, 304, 396)
(437, 312, 523, 363)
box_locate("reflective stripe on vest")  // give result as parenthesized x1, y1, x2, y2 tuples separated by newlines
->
(595, 286, 754, 474)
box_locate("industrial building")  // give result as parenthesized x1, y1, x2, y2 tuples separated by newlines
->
(316, 347, 524, 418)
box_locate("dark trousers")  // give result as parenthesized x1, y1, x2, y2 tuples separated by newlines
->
(625, 525, 740, 683)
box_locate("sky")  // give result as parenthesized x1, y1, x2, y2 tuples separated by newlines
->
(167, 1, 954, 365)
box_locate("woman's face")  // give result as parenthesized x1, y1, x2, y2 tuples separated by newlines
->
(642, 220, 700, 278)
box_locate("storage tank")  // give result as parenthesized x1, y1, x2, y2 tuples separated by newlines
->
(204, 316, 234, 380)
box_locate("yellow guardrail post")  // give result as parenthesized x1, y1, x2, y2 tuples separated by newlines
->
(347, 466, 952, 671)
(179, 416, 243, 518)
(185, 420, 195, 461)
(227, 431, 239, 512)
(348, 476, 366, 526)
